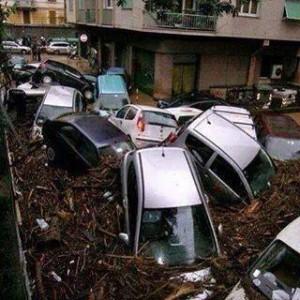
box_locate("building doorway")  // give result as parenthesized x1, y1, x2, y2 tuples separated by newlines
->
(49, 11, 57, 25)
(23, 11, 30, 24)
(172, 63, 196, 95)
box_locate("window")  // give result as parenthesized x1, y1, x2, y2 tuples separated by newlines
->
(49, 11, 57, 25)
(185, 134, 214, 165)
(125, 108, 137, 120)
(210, 155, 247, 197)
(23, 11, 30, 24)
(237, 0, 258, 16)
(122, 0, 132, 9)
(69, 0, 74, 11)
(127, 163, 138, 245)
(116, 106, 130, 119)
(104, 0, 113, 9)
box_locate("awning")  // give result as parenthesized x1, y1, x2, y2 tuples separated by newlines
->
(284, 0, 300, 20)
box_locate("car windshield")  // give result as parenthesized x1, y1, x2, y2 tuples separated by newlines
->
(139, 205, 216, 266)
(37, 105, 73, 122)
(99, 95, 129, 110)
(243, 150, 275, 197)
(143, 111, 177, 128)
(265, 136, 300, 161)
(249, 241, 300, 298)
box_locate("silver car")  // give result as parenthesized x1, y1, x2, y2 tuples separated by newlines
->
(2, 41, 31, 54)
(120, 146, 220, 266)
(31, 85, 84, 140)
(46, 42, 73, 55)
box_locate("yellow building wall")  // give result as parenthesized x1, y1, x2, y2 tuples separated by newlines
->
(8, 9, 65, 25)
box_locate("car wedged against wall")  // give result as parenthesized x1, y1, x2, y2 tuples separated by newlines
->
(225, 217, 300, 300)
(171, 108, 275, 204)
(43, 114, 134, 168)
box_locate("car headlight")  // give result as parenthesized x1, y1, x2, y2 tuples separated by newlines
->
(84, 90, 93, 100)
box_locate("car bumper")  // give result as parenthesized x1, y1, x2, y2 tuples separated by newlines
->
(134, 137, 163, 148)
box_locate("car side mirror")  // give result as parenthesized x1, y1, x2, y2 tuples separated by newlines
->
(157, 100, 168, 108)
(119, 233, 129, 245)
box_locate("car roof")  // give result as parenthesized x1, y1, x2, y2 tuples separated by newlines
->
(211, 106, 257, 139)
(258, 113, 300, 139)
(106, 67, 125, 75)
(44, 86, 75, 107)
(97, 75, 126, 94)
(137, 147, 202, 209)
(132, 104, 175, 115)
(167, 107, 203, 117)
(56, 114, 128, 148)
(276, 217, 300, 254)
(189, 109, 260, 170)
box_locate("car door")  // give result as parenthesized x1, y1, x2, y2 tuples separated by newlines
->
(11, 42, 19, 53)
(110, 106, 130, 130)
(122, 107, 138, 136)
(57, 124, 97, 168)
(207, 155, 249, 204)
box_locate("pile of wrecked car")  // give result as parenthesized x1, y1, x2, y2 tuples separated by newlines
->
(4, 58, 300, 300)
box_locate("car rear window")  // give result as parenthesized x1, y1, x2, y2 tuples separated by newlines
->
(143, 111, 177, 128)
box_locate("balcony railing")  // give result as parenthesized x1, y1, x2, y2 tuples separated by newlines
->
(77, 9, 96, 24)
(15, 0, 33, 9)
(146, 10, 217, 31)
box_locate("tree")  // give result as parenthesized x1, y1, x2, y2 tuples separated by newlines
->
(0, 2, 15, 43)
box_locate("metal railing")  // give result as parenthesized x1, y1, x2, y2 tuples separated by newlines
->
(15, 0, 33, 8)
(148, 11, 217, 31)
(77, 9, 96, 24)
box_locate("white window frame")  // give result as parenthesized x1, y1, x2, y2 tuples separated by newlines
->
(238, 0, 259, 17)
(104, 0, 113, 9)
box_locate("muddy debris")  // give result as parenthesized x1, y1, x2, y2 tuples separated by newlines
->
(7, 117, 300, 300)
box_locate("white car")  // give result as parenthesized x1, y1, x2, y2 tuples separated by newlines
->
(109, 104, 178, 148)
(46, 42, 73, 55)
(166, 107, 202, 126)
(2, 41, 31, 54)
(226, 217, 300, 300)
(31, 86, 84, 140)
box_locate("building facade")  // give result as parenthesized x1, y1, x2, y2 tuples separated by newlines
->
(7, 0, 65, 26)
(67, 0, 300, 98)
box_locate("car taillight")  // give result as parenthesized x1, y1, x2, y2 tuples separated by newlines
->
(137, 115, 145, 132)
(166, 132, 177, 143)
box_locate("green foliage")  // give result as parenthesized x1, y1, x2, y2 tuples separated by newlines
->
(117, 0, 249, 16)
(0, 2, 16, 43)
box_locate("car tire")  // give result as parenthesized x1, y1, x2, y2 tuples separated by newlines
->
(47, 146, 60, 164)
(21, 50, 26, 55)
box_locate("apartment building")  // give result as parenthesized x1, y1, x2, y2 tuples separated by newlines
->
(7, 0, 65, 26)
(67, 0, 300, 98)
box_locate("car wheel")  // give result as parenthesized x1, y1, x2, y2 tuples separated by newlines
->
(83, 89, 93, 102)
(46, 146, 60, 164)
(42, 74, 54, 84)
(21, 50, 26, 55)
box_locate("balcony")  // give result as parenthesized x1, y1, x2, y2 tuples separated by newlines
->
(15, 0, 33, 9)
(144, 10, 217, 31)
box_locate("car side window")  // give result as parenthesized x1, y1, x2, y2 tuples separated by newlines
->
(185, 134, 214, 165)
(59, 125, 98, 166)
(210, 155, 247, 197)
(116, 107, 130, 119)
(125, 108, 137, 120)
(127, 162, 138, 246)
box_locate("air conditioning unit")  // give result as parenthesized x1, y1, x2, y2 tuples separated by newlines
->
(271, 64, 283, 79)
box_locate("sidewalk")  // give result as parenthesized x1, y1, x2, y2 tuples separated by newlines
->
(130, 90, 156, 107)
